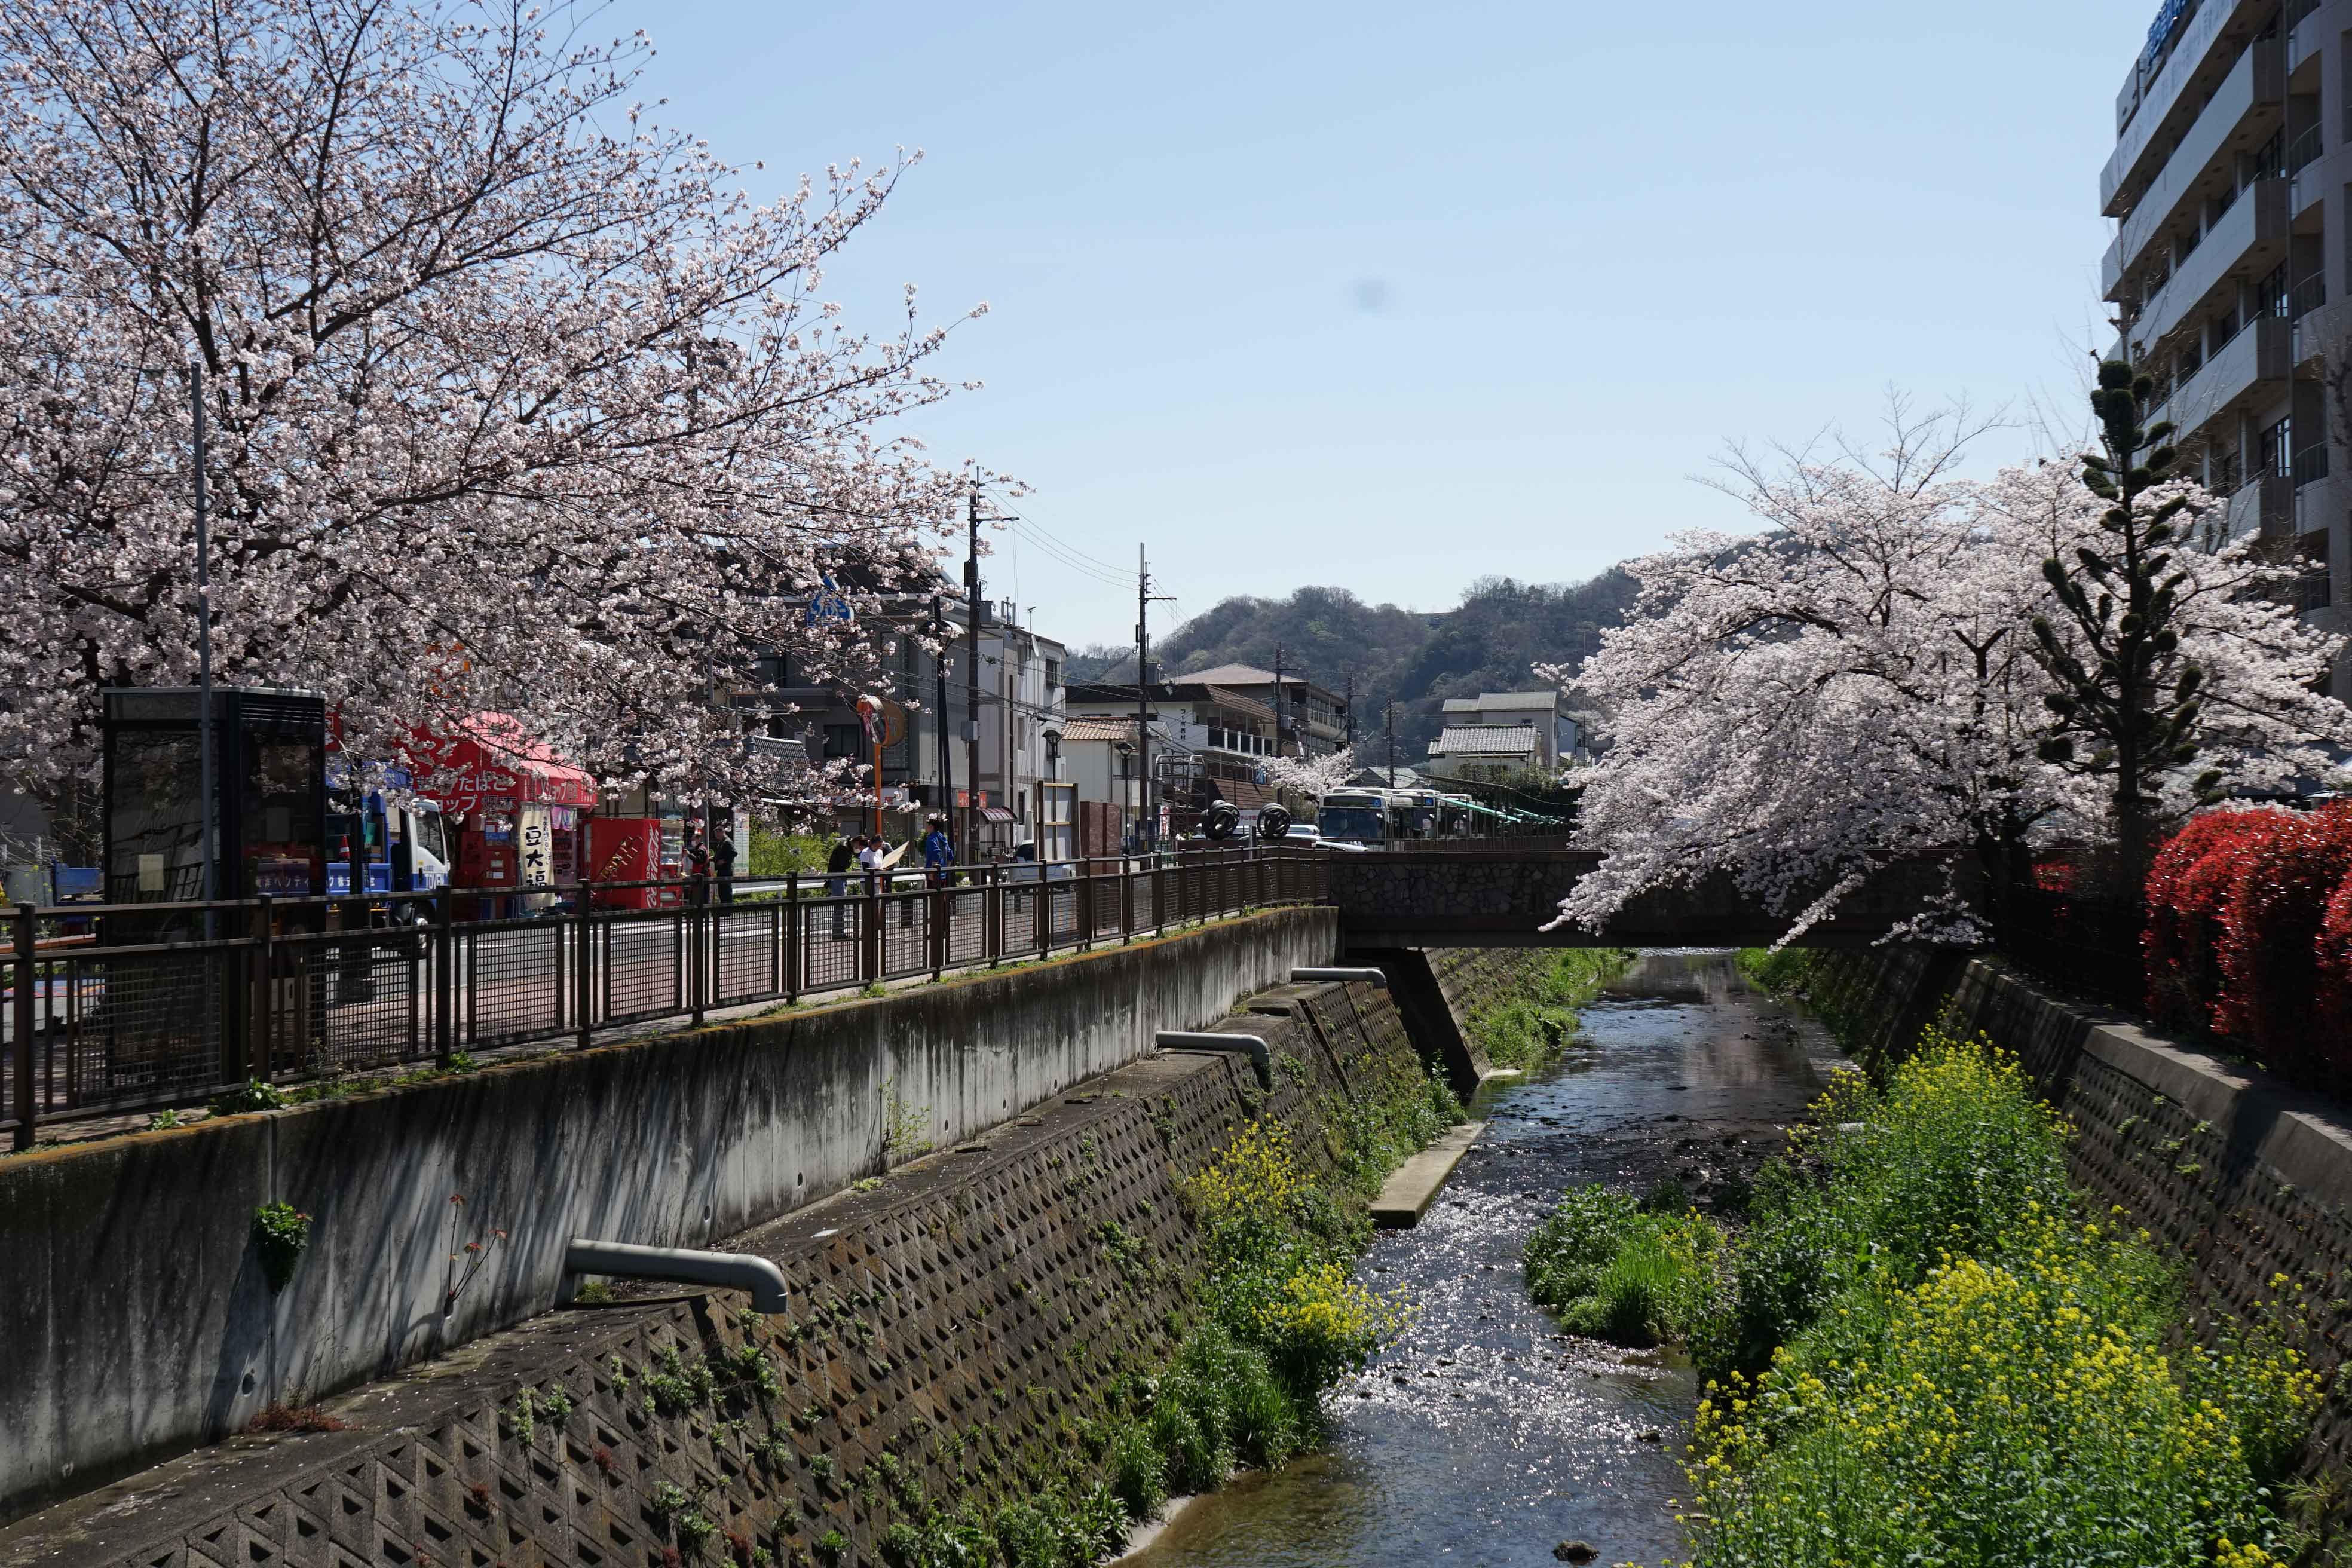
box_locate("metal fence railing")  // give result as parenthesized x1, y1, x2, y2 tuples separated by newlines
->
(5, 846, 1331, 1148)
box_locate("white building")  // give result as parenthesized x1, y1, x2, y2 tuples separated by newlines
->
(976, 607, 1068, 855)
(1425, 691, 1585, 780)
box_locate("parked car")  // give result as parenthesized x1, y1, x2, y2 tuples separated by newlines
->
(1282, 824, 1324, 846)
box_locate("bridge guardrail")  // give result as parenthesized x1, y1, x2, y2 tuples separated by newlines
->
(4, 847, 1331, 1149)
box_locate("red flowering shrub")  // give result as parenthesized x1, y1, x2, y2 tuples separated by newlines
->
(2212, 805, 2352, 1072)
(2144, 809, 2282, 1033)
(2316, 873, 2352, 1054)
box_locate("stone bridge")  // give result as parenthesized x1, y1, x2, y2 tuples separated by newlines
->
(1325, 846, 1952, 948)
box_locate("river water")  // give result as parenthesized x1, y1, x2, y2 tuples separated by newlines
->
(1127, 951, 1838, 1568)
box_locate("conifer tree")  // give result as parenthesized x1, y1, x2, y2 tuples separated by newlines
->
(2031, 360, 2218, 886)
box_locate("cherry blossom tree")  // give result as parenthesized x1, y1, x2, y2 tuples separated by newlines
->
(1264, 745, 1356, 801)
(0, 0, 990, 815)
(1553, 409, 2351, 945)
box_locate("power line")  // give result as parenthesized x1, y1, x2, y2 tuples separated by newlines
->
(1004, 497, 1130, 577)
(1007, 520, 1130, 589)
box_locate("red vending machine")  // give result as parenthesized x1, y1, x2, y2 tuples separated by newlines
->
(588, 816, 676, 909)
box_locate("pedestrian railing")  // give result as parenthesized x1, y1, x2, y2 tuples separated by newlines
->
(3, 846, 1330, 1147)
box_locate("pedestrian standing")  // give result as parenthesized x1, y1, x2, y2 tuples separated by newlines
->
(713, 826, 737, 904)
(827, 835, 859, 938)
(922, 815, 957, 920)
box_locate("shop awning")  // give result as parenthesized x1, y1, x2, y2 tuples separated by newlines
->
(979, 806, 1016, 824)
(407, 713, 597, 816)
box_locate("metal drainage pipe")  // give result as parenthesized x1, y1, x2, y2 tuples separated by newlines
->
(1156, 1031, 1273, 1091)
(1290, 966, 1389, 988)
(564, 1239, 789, 1313)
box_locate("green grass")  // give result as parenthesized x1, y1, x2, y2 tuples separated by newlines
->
(1734, 945, 1817, 996)
(1523, 1183, 1723, 1346)
(1466, 948, 1631, 1069)
(1681, 1027, 2320, 1568)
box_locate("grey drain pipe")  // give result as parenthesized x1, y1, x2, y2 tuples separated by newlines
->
(1291, 967, 1389, 988)
(565, 1238, 790, 1313)
(1156, 1031, 1273, 1091)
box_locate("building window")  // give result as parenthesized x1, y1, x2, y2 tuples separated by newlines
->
(2261, 416, 2294, 479)
(1043, 658, 1061, 691)
(2256, 261, 2291, 319)
(823, 723, 862, 760)
(2253, 126, 2287, 183)
(2212, 446, 2243, 493)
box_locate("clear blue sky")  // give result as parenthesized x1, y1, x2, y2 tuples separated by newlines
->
(643, 0, 2148, 650)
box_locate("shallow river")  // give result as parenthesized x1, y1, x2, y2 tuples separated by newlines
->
(1128, 950, 1837, 1568)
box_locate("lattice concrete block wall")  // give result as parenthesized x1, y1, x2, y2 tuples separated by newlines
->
(0, 969, 1451, 1568)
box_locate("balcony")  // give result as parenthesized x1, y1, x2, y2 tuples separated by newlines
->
(2227, 472, 2294, 540)
(2106, 0, 2263, 215)
(2295, 442, 2332, 489)
(2134, 177, 2287, 351)
(2103, 39, 2283, 297)
(2151, 313, 2288, 442)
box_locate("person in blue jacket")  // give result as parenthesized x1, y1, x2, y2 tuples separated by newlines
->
(922, 817, 956, 887)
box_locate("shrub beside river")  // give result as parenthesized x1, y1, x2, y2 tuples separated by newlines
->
(1523, 1027, 2323, 1567)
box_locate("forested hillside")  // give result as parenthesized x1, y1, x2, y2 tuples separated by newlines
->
(1065, 572, 1636, 761)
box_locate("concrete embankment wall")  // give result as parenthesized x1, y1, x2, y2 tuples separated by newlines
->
(0, 908, 1343, 1526)
(0, 961, 1456, 1568)
(1810, 949, 2352, 1475)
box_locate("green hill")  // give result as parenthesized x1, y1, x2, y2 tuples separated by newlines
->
(1065, 572, 1636, 762)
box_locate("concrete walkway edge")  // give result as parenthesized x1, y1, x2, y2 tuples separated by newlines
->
(1371, 1121, 1485, 1228)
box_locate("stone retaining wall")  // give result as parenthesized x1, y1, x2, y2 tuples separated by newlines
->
(0, 969, 1445, 1568)
(1810, 950, 2352, 1475)
(0, 909, 1343, 1526)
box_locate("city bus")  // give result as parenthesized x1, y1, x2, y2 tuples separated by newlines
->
(1316, 788, 1392, 846)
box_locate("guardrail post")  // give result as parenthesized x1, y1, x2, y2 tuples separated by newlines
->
(863, 872, 882, 985)
(986, 866, 1002, 968)
(575, 877, 595, 1051)
(785, 872, 802, 1003)
(11, 904, 35, 1151)
(929, 881, 946, 982)
(690, 874, 709, 1027)
(245, 896, 274, 1083)
(433, 888, 455, 1066)
(785, 869, 804, 992)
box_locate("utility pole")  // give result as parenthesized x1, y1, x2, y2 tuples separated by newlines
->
(1385, 703, 1398, 788)
(1135, 547, 1152, 854)
(964, 488, 982, 858)
(191, 362, 216, 921)
(1273, 644, 1286, 757)
(1129, 549, 1179, 854)
(932, 594, 950, 820)
(1345, 675, 1356, 749)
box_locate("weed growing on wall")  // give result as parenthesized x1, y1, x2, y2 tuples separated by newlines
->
(1326, 1065, 1464, 1198)
(1670, 1028, 2322, 1567)
(1466, 949, 1631, 1069)
(862, 1042, 1444, 1567)
(882, 1079, 935, 1165)
(250, 1200, 311, 1291)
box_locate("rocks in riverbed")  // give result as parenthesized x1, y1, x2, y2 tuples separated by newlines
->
(1555, 1543, 1598, 1564)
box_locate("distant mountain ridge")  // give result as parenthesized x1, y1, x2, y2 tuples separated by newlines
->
(1064, 572, 1636, 761)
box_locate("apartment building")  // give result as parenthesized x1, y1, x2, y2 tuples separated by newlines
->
(1171, 664, 1353, 759)
(2105, 0, 2343, 676)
